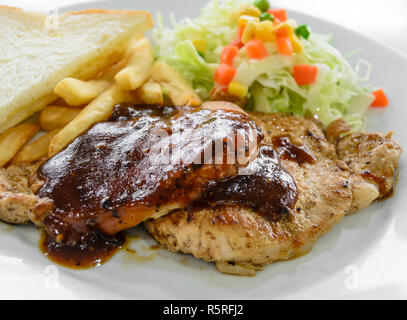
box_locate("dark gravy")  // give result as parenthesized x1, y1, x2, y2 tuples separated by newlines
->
(37, 104, 298, 268)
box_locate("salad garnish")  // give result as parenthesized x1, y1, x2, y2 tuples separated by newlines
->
(154, 0, 388, 129)
(370, 89, 389, 108)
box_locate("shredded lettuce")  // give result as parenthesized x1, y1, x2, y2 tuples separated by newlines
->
(154, 0, 374, 129)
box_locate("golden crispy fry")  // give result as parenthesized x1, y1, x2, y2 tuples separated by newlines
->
(12, 129, 60, 163)
(39, 106, 82, 132)
(97, 38, 142, 81)
(49, 84, 133, 156)
(150, 61, 202, 106)
(98, 59, 129, 82)
(137, 80, 163, 105)
(115, 38, 154, 90)
(54, 78, 111, 107)
(0, 123, 39, 167)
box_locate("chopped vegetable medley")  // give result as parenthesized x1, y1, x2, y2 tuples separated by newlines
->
(154, 0, 388, 129)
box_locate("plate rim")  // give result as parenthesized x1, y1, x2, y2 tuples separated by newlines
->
(1, 0, 406, 299)
(58, 0, 407, 61)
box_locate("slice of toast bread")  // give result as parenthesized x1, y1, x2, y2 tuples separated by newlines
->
(0, 6, 152, 133)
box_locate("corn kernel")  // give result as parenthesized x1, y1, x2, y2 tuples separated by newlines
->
(240, 4, 262, 17)
(254, 20, 275, 42)
(273, 23, 303, 52)
(230, 4, 261, 22)
(241, 21, 256, 44)
(228, 81, 248, 98)
(238, 15, 260, 28)
(289, 33, 303, 53)
(192, 39, 207, 52)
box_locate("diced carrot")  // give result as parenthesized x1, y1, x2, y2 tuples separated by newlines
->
(370, 89, 389, 107)
(268, 8, 287, 22)
(293, 64, 318, 85)
(245, 38, 269, 60)
(238, 26, 245, 40)
(220, 45, 239, 66)
(214, 64, 237, 86)
(231, 38, 244, 49)
(274, 17, 282, 25)
(276, 36, 293, 56)
(274, 26, 289, 37)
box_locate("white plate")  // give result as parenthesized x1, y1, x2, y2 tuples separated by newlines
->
(1, 0, 406, 299)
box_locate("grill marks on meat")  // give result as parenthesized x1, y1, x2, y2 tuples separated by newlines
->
(336, 132, 401, 214)
(146, 113, 401, 275)
(35, 103, 299, 268)
(0, 162, 52, 224)
(1, 103, 400, 273)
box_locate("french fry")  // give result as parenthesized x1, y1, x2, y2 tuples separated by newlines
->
(136, 80, 163, 105)
(150, 61, 202, 106)
(115, 38, 154, 90)
(12, 129, 60, 163)
(98, 58, 129, 82)
(0, 123, 39, 167)
(54, 78, 111, 107)
(49, 84, 133, 156)
(39, 106, 82, 132)
(97, 38, 142, 81)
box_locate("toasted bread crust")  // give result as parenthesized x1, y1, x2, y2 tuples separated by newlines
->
(0, 6, 153, 134)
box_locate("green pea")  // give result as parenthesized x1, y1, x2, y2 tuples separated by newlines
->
(254, 0, 270, 12)
(260, 12, 274, 22)
(295, 25, 311, 40)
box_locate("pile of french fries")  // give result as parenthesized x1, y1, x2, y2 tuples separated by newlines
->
(0, 37, 202, 168)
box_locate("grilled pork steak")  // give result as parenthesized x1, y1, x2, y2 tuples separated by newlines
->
(0, 162, 52, 224)
(34, 102, 300, 268)
(0, 102, 400, 273)
(145, 112, 401, 275)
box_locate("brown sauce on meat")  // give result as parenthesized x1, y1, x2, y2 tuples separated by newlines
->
(195, 145, 297, 220)
(37, 104, 298, 268)
(40, 231, 125, 269)
(272, 136, 315, 165)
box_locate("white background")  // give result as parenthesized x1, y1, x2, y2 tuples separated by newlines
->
(2, 0, 407, 54)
